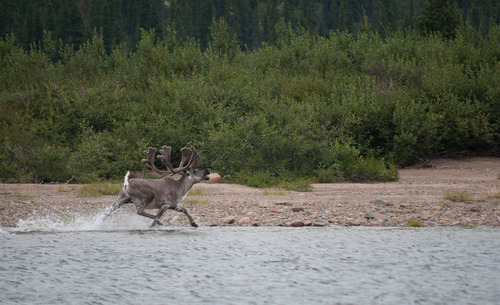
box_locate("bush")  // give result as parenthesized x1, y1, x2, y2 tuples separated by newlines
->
(0, 22, 498, 186)
(9, 142, 72, 183)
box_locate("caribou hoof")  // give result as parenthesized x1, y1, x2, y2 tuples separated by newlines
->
(152, 219, 163, 227)
(190, 222, 199, 228)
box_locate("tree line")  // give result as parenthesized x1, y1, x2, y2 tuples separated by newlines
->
(1, 0, 499, 52)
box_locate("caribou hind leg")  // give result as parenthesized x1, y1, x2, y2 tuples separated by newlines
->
(103, 196, 131, 220)
(103, 171, 133, 220)
(149, 204, 172, 227)
(136, 203, 166, 227)
(105, 195, 165, 227)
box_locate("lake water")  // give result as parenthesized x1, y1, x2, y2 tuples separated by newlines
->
(1, 218, 500, 305)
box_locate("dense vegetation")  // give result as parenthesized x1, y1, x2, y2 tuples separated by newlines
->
(1, 2, 499, 187)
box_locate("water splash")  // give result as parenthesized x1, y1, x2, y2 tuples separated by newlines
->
(12, 208, 152, 233)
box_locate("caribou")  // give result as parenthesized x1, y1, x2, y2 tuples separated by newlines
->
(104, 145, 210, 227)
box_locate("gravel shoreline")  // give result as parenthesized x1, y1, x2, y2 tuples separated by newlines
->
(1, 158, 499, 228)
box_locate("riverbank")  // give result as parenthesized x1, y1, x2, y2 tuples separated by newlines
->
(1, 157, 499, 228)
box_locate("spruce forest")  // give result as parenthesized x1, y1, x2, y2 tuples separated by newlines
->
(1, 0, 499, 188)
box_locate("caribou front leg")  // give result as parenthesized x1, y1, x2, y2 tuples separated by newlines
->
(173, 206, 199, 227)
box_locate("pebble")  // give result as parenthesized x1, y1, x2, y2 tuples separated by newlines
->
(237, 217, 250, 225)
(365, 212, 375, 220)
(292, 207, 304, 212)
(223, 216, 236, 224)
(373, 199, 386, 205)
(313, 220, 328, 227)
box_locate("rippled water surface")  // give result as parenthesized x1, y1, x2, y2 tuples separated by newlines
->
(1, 224, 500, 305)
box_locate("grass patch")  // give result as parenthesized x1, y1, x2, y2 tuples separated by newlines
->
(0, 191, 35, 200)
(280, 178, 313, 192)
(58, 185, 76, 192)
(488, 190, 500, 199)
(444, 190, 474, 202)
(459, 225, 476, 229)
(406, 219, 425, 227)
(12, 192, 34, 200)
(78, 182, 122, 197)
(184, 198, 208, 204)
(188, 189, 204, 196)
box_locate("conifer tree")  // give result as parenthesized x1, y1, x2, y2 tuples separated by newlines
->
(416, 0, 461, 38)
(24, 1, 43, 47)
(42, 1, 57, 34)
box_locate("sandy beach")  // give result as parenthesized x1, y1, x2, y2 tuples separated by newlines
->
(1, 157, 499, 228)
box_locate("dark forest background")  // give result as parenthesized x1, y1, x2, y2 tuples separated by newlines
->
(2, 0, 499, 51)
(1, 0, 499, 187)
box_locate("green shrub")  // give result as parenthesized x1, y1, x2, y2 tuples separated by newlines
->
(444, 191, 474, 202)
(407, 219, 425, 227)
(0, 22, 498, 185)
(9, 142, 73, 183)
(349, 157, 398, 182)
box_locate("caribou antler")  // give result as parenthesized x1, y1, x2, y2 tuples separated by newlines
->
(157, 146, 175, 174)
(158, 146, 204, 175)
(186, 146, 204, 169)
(142, 145, 205, 176)
(141, 147, 172, 176)
(178, 147, 193, 168)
